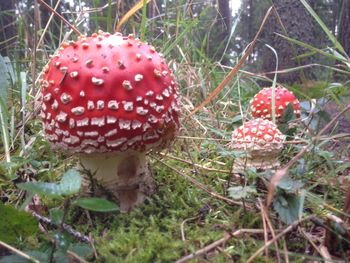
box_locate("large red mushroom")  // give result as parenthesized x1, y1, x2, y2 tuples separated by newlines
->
(39, 31, 180, 211)
(250, 86, 300, 121)
(229, 118, 284, 171)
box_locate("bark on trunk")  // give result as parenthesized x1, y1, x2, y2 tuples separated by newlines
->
(338, 0, 350, 56)
(262, 0, 316, 83)
(0, 1, 16, 56)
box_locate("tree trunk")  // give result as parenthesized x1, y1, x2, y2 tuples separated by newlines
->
(0, 1, 16, 56)
(216, 0, 232, 64)
(218, 0, 231, 35)
(262, 0, 316, 84)
(338, 0, 350, 56)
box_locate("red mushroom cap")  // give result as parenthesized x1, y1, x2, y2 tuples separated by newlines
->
(230, 118, 284, 150)
(39, 31, 180, 154)
(229, 118, 284, 170)
(250, 86, 300, 120)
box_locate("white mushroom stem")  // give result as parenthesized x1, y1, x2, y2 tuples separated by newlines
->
(79, 151, 154, 212)
(232, 149, 281, 172)
(230, 143, 282, 172)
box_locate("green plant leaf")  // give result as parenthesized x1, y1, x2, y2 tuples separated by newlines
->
(281, 103, 295, 123)
(74, 197, 119, 212)
(69, 243, 93, 258)
(0, 203, 39, 245)
(273, 193, 303, 225)
(228, 185, 257, 200)
(0, 55, 12, 100)
(49, 208, 64, 225)
(17, 169, 81, 197)
(277, 175, 303, 193)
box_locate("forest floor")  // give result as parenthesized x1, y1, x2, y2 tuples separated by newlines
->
(1, 1, 350, 262)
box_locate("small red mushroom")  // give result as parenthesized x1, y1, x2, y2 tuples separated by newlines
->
(229, 118, 284, 171)
(250, 86, 300, 121)
(39, 31, 180, 212)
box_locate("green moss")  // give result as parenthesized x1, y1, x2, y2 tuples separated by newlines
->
(0, 203, 39, 246)
(91, 162, 264, 262)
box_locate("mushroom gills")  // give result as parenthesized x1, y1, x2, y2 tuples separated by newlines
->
(232, 148, 281, 172)
(79, 152, 155, 212)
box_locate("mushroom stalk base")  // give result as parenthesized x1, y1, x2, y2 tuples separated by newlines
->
(232, 150, 280, 172)
(79, 152, 154, 212)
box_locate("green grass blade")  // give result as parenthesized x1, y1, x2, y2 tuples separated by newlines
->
(0, 55, 11, 163)
(300, 0, 346, 55)
(20, 72, 27, 151)
(0, 98, 10, 163)
(9, 107, 14, 146)
(265, 44, 278, 124)
(276, 33, 349, 64)
(107, 0, 112, 32)
(163, 19, 198, 56)
(219, 12, 240, 63)
(140, 0, 147, 41)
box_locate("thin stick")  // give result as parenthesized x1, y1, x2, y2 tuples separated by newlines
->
(0, 240, 39, 263)
(31, 211, 90, 243)
(175, 229, 265, 263)
(158, 152, 231, 174)
(37, 0, 82, 36)
(300, 228, 324, 258)
(153, 156, 245, 207)
(259, 199, 269, 258)
(177, 135, 349, 144)
(36, 0, 63, 49)
(246, 216, 313, 263)
(180, 216, 198, 241)
(282, 237, 289, 263)
(259, 200, 281, 263)
(67, 250, 89, 263)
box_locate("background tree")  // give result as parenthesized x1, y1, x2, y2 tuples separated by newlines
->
(261, 0, 317, 83)
(0, 1, 15, 56)
(338, 0, 350, 56)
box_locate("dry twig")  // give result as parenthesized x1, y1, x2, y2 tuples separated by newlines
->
(0, 240, 39, 263)
(258, 199, 281, 263)
(158, 152, 231, 174)
(37, 0, 82, 35)
(153, 156, 245, 207)
(31, 211, 90, 243)
(175, 229, 265, 263)
(246, 216, 313, 263)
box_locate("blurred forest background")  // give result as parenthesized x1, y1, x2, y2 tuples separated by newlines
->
(1, 0, 349, 84)
(1, 1, 350, 261)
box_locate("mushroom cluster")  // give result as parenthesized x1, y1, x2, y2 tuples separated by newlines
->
(249, 86, 300, 121)
(39, 31, 180, 211)
(229, 118, 284, 171)
(229, 86, 301, 172)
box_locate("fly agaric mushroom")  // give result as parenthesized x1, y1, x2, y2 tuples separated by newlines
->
(229, 118, 284, 171)
(250, 86, 300, 121)
(39, 31, 180, 212)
